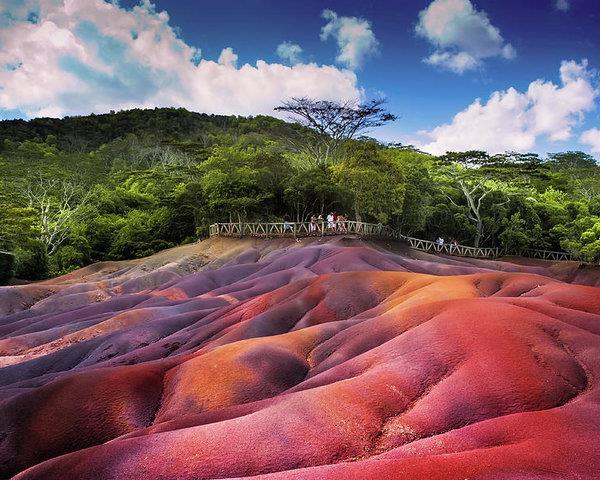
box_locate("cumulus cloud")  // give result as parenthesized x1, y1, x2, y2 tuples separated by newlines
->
(580, 128, 600, 153)
(424, 51, 478, 73)
(416, 0, 515, 74)
(555, 0, 570, 11)
(418, 60, 598, 155)
(217, 47, 238, 68)
(0, 0, 361, 119)
(320, 9, 378, 70)
(276, 41, 303, 65)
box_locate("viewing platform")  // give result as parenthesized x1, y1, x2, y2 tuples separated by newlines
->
(209, 221, 577, 262)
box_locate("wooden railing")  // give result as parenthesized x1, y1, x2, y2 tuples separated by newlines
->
(514, 248, 575, 262)
(208, 221, 582, 262)
(401, 236, 499, 259)
(209, 221, 505, 259)
(209, 221, 395, 240)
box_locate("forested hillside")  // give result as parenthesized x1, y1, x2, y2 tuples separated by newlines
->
(0, 108, 306, 151)
(0, 107, 598, 281)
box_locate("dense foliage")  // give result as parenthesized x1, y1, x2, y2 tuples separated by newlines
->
(0, 108, 598, 281)
(0, 252, 14, 283)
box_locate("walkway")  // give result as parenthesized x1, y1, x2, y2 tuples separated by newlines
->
(209, 221, 577, 262)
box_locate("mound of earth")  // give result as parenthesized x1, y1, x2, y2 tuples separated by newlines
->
(1, 236, 599, 479)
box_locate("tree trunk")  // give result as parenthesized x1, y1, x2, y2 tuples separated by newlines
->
(459, 180, 485, 248)
(354, 199, 361, 223)
(474, 217, 483, 247)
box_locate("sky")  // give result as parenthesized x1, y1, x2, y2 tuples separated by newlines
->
(1, 0, 599, 157)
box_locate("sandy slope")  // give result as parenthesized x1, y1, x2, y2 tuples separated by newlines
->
(0, 236, 599, 479)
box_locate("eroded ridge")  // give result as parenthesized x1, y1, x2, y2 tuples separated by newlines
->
(1, 237, 599, 479)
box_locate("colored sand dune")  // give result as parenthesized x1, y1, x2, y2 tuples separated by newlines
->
(1, 236, 599, 479)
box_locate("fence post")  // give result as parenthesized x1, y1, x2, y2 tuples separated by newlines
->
(321, 221, 325, 237)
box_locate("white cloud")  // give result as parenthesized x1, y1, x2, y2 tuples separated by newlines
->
(0, 0, 361, 119)
(418, 60, 598, 155)
(581, 128, 600, 153)
(276, 41, 303, 65)
(555, 0, 570, 11)
(320, 9, 378, 70)
(416, 0, 515, 74)
(424, 51, 478, 72)
(217, 47, 238, 68)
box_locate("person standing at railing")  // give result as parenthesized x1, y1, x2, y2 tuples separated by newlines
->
(309, 215, 317, 235)
(283, 215, 293, 235)
(317, 214, 325, 236)
(337, 213, 347, 233)
(450, 238, 458, 253)
(327, 212, 335, 232)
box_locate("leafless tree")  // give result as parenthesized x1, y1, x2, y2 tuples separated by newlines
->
(275, 97, 396, 166)
(62, 131, 90, 153)
(99, 135, 197, 170)
(578, 177, 600, 201)
(137, 145, 195, 169)
(25, 178, 91, 255)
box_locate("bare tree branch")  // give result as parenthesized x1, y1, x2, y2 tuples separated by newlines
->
(25, 177, 91, 255)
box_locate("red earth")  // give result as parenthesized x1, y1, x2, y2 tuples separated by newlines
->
(1, 236, 599, 479)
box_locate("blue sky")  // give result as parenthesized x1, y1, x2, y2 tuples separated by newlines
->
(1, 0, 599, 156)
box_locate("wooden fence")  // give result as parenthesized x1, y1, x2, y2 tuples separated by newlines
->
(514, 248, 574, 262)
(208, 221, 518, 260)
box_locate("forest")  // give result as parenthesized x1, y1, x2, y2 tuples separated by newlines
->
(0, 106, 599, 282)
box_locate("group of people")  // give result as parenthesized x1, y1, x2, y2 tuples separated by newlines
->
(311, 212, 348, 234)
(308, 212, 348, 235)
(282, 213, 348, 235)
